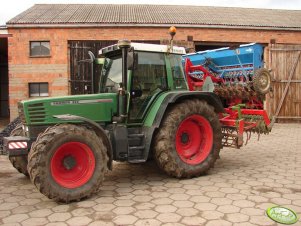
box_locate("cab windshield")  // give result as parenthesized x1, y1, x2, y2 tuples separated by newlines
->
(100, 55, 122, 93)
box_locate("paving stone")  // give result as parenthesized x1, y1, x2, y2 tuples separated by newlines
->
(233, 200, 256, 208)
(71, 208, 94, 216)
(132, 195, 153, 202)
(94, 197, 115, 204)
(157, 213, 182, 223)
(66, 216, 92, 226)
(226, 194, 247, 201)
(2, 213, 29, 223)
(48, 212, 72, 222)
(113, 215, 138, 225)
(113, 199, 135, 207)
(134, 209, 158, 219)
(0, 202, 18, 210)
(152, 198, 173, 205)
(76, 201, 96, 208)
(240, 207, 264, 216)
(247, 195, 269, 203)
(93, 203, 115, 212)
(155, 205, 177, 213)
(182, 216, 207, 225)
(22, 217, 49, 226)
(150, 192, 170, 198)
(217, 205, 241, 214)
(205, 219, 232, 226)
(195, 203, 217, 211)
(29, 209, 53, 218)
(88, 221, 114, 226)
(0, 210, 10, 218)
(172, 200, 194, 208)
(249, 215, 277, 226)
(226, 213, 249, 223)
(51, 205, 70, 213)
(169, 193, 190, 201)
(134, 219, 161, 226)
(211, 197, 233, 205)
(201, 210, 224, 220)
(112, 206, 135, 215)
(176, 207, 198, 217)
(270, 197, 292, 205)
(233, 222, 258, 226)
(135, 202, 155, 210)
(189, 195, 211, 203)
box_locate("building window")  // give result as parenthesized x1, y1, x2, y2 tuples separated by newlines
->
(29, 83, 49, 97)
(30, 41, 50, 57)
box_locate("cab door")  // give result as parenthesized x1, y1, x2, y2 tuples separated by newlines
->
(128, 51, 168, 123)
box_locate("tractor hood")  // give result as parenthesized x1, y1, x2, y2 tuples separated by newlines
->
(18, 93, 118, 126)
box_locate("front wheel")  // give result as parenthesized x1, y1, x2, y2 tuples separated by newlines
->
(27, 124, 109, 202)
(8, 124, 29, 177)
(154, 99, 222, 178)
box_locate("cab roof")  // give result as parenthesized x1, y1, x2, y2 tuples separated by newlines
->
(99, 42, 186, 55)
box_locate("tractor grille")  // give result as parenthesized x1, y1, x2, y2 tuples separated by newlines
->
(17, 102, 26, 124)
(27, 103, 46, 123)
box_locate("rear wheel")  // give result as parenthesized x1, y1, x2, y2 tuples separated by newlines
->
(27, 124, 108, 202)
(8, 125, 29, 177)
(154, 99, 222, 178)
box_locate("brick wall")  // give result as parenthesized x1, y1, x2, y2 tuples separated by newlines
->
(7, 26, 301, 119)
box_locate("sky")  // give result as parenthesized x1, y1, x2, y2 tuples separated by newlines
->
(1, 0, 301, 25)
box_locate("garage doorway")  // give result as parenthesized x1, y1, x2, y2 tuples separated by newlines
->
(0, 37, 8, 118)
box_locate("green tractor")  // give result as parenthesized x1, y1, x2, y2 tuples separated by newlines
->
(4, 30, 232, 202)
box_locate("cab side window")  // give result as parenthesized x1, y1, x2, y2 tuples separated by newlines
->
(129, 52, 167, 121)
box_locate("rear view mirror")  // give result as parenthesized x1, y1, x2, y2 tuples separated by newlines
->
(127, 50, 134, 69)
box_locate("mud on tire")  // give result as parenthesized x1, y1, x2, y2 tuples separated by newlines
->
(27, 124, 109, 203)
(8, 124, 29, 177)
(153, 99, 222, 178)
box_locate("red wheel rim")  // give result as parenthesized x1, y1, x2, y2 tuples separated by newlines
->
(176, 115, 213, 165)
(50, 142, 95, 189)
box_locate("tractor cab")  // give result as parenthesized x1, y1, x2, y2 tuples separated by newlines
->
(97, 42, 187, 123)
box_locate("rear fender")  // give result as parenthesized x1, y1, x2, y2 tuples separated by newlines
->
(143, 91, 224, 159)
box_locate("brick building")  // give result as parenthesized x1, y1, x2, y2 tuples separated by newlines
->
(3, 4, 301, 120)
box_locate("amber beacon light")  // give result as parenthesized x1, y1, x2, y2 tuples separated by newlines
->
(169, 26, 177, 39)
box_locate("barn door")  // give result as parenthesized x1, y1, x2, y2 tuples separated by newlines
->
(69, 40, 116, 95)
(267, 44, 301, 123)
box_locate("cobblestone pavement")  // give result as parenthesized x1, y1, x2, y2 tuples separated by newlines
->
(0, 123, 300, 226)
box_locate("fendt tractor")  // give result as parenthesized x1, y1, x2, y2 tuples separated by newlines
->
(3, 27, 272, 202)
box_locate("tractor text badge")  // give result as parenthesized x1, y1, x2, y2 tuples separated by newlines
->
(266, 206, 299, 224)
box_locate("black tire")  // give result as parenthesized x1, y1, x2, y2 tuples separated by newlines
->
(153, 99, 222, 178)
(27, 124, 108, 203)
(8, 125, 29, 177)
(253, 68, 271, 95)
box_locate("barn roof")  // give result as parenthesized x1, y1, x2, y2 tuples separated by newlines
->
(6, 4, 301, 31)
